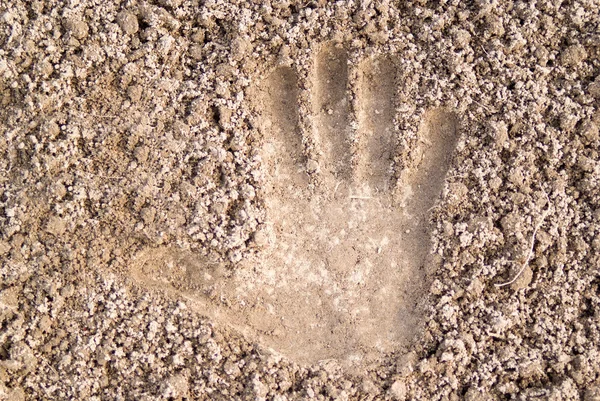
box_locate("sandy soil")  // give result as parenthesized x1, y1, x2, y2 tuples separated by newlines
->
(1, 0, 600, 400)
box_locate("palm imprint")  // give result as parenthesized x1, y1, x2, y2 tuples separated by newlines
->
(133, 42, 460, 365)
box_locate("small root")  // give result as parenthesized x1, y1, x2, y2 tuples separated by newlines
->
(495, 190, 551, 288)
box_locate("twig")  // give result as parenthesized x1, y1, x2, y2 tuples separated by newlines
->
(495, 190, 551, 288)
(349, 195, 371, 200)
(473, 99, 491, 112)
(333, 181, 341, 198)
(42, 357, 58, 376)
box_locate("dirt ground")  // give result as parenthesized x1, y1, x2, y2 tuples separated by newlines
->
(1, 0, 600, 400)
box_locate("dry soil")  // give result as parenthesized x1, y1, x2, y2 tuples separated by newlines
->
(1, 0, 600, 400)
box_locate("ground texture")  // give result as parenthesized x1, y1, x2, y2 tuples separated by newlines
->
(1, 0, 600, 400)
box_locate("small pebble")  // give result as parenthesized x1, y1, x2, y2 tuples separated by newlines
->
(117, 10, 139, 35)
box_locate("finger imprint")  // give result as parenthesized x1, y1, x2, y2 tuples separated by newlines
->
(314, 43, 352, 184)
(356, 56, 397, 193)
(258, 66, 307, 190)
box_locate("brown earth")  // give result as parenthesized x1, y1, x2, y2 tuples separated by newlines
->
(1, 0, 600, 400)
